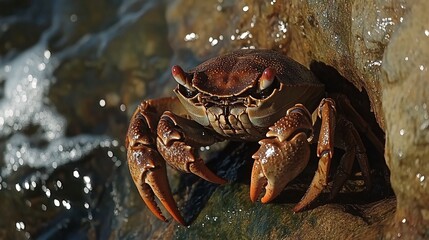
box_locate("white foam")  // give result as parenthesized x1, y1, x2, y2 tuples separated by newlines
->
(0, 44, 111, 178)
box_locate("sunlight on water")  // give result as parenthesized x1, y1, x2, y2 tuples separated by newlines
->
(3, 134, 115, 177)
(0, 44, 114, 179)
(0, 46, 63, 139)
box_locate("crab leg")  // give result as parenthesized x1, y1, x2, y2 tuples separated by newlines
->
(156, 111, 227, 185)
(329, 116, 371, 198)
(126, 98, 187, 225)
(250, 104, 314, 203)
(332, 94, 384, 157)
(293, 98, 336, 212)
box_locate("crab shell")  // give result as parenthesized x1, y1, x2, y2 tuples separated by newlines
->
(173, 49, 325, 141)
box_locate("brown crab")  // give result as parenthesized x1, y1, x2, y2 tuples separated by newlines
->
(125, 49, 375, 225)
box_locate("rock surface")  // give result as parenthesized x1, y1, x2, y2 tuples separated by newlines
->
(381, 2, 429, 238)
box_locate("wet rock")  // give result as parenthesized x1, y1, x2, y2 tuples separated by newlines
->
(381, 1, 429, 238)
(166, 0, 404, 129)
(0, 0, 52, 61)
(172, 183, 395, 239)
(113, 139, 393, 239)
(48, 2, 172, 137)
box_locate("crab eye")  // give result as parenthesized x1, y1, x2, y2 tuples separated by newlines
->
(251, 67, 278, 99)
(258, 68, 276, 91)
(172, 65, 198, 98)
(172, 65, 187, 85)
(172, 65, 195, 91)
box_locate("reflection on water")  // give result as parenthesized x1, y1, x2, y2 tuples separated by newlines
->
(0, 0, 170, 238)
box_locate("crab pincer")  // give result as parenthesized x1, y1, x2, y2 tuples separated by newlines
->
(127, 143, 186, 225)
(125, 106, 185, 225)
(156, 111, 227, 185)
(250, 104, 313, 204)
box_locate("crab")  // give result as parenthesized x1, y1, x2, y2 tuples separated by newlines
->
(125, 49, 376, 225)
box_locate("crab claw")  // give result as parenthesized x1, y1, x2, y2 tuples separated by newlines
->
(250, 105, 313, 203)
(250, 133, 311, 203)
(189, 157, 227, 184)
(249, 157, 267, 202)
(156, 111, 227, 185)
(157, 138, 227, 185)
(128, 145, 186, 225)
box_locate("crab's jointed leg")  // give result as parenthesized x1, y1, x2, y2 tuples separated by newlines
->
(329, 116, 371, 199)
(292, 97, 373, 212)
(293, 98, 336, 212)
(333, 93, 384, 157)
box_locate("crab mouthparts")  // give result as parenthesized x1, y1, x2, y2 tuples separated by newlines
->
(201, 95, 250, 107)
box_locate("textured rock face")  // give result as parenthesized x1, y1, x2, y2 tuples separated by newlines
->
(167, 0, 403, 129)
(167, 0, 429, 238)
(381, 2, 429, 238)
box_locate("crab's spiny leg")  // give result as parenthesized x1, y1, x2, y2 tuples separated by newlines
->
(292, 152, 331, 212)
(329, 117, 371, 198)
(293, 98, 336, 212)
(316, 98, 336, 158)
(334, 94, 384, 158)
